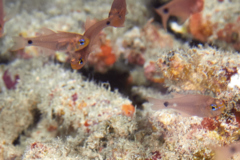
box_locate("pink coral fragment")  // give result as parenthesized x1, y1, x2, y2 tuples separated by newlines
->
(146, 151, 162, 160)
(72, 93, 78, 102)
(2, 70, 20, 89)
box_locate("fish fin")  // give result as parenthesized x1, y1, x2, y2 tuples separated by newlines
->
(171, 93, 186, 98)
(174, 110, 192, 117)
(177, 12, 191, 24)
(116, 24, 125, 27)
(56, 30, 71, 34)
(155, 8, 169, 30)
(84, 18, 97, 31)
(38, 27, 56, 35)
(125, 9, 128, 15)
(11, 37, 27, 51)
(4, 0, 22, 23)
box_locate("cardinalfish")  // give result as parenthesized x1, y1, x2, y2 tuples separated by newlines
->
(213, 142, 240, 160)
(108, 0, 127, 27)
(70, 0, 127, 70)
(155, 0, 204, 30)
(0, 0, 4, 37)
(11, 28, 89, 53)
(148, 93, 225, 117)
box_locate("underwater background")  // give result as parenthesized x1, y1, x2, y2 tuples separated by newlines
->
(0, 0, 240, 159)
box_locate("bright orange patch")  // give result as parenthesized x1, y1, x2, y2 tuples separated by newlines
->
(78, 101, 87, 110)
(189, 13, 213, 42)
(121, 104, 135, 116)
(97, 44, 116, 66)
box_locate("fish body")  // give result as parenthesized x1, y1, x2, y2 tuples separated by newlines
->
(70, 0, 127, 70)
(148, 93, 225, 117)
(108, 0, 127, 27)
(70, 18, 112, 70)
(70, 47, 88, 70)
(213, 142, 240, 160)
(155, 0, 204, 30)
(0, 0, 4, 37)
(11, 29, 89, 53)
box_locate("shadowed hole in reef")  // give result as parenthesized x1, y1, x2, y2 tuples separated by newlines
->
(12, 134, 21, 146)
(60, 57, 169, 110)
(29, 107, 42, 128)
(75, 59, 149, 110)
(12, 108, 42, 146)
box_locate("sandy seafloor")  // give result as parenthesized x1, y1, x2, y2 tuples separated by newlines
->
(0, 0, 240, 159)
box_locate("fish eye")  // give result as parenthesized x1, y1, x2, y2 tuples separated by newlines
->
(28, 40, 33, 44)
(210, 104, 217, 111)
(79, 58, 84, 64)
(163, 8, 169, 14)
(78, 39, 85, 45)
(230, 146, 236, 153)
(164, 101, 169, 107)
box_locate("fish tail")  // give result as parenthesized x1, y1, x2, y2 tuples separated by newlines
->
(11, 37, 27, 51)
(147, 97, 166, 110)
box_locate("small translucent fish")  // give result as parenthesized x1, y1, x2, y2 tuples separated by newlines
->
(108, 0, 127, 27)
(0, 0, 4, 37)
(148, 93, 225, 117)
(11, 28, 89, 53)
(155, 0, 204, 30)
(70, 47, 88, 70)
(70, 0, 127, 70)
(70, 18, 112, 70)
(213, 142, 240, 160)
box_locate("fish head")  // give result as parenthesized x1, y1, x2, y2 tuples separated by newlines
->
(207, 99, 225, 117)
(73, 36, 90, 52)
(108, 8, 126, 27)
(70, 52, 87, 70)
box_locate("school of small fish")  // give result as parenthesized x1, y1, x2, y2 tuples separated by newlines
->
(9, 0, 127, 70)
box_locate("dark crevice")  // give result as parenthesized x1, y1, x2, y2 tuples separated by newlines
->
(30, 108, 42, 127)
(12, 135, 20, 146)
(61, 57, 150, 110)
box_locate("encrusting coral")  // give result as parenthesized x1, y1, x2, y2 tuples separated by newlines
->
(145, 46, 240, 101)
(1, 0, 240, 159)
(2, 56, 239, 159)
(0, 57, 135, 159)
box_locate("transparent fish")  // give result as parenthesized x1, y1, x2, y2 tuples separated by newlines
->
(213, 142, 240, 160)
(11, 28, 89, 53)
(148, 93, 225, 117)
(70, 0, 127, 70)
(155, 0, 204, 30)
(108, 0, 127, 27)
